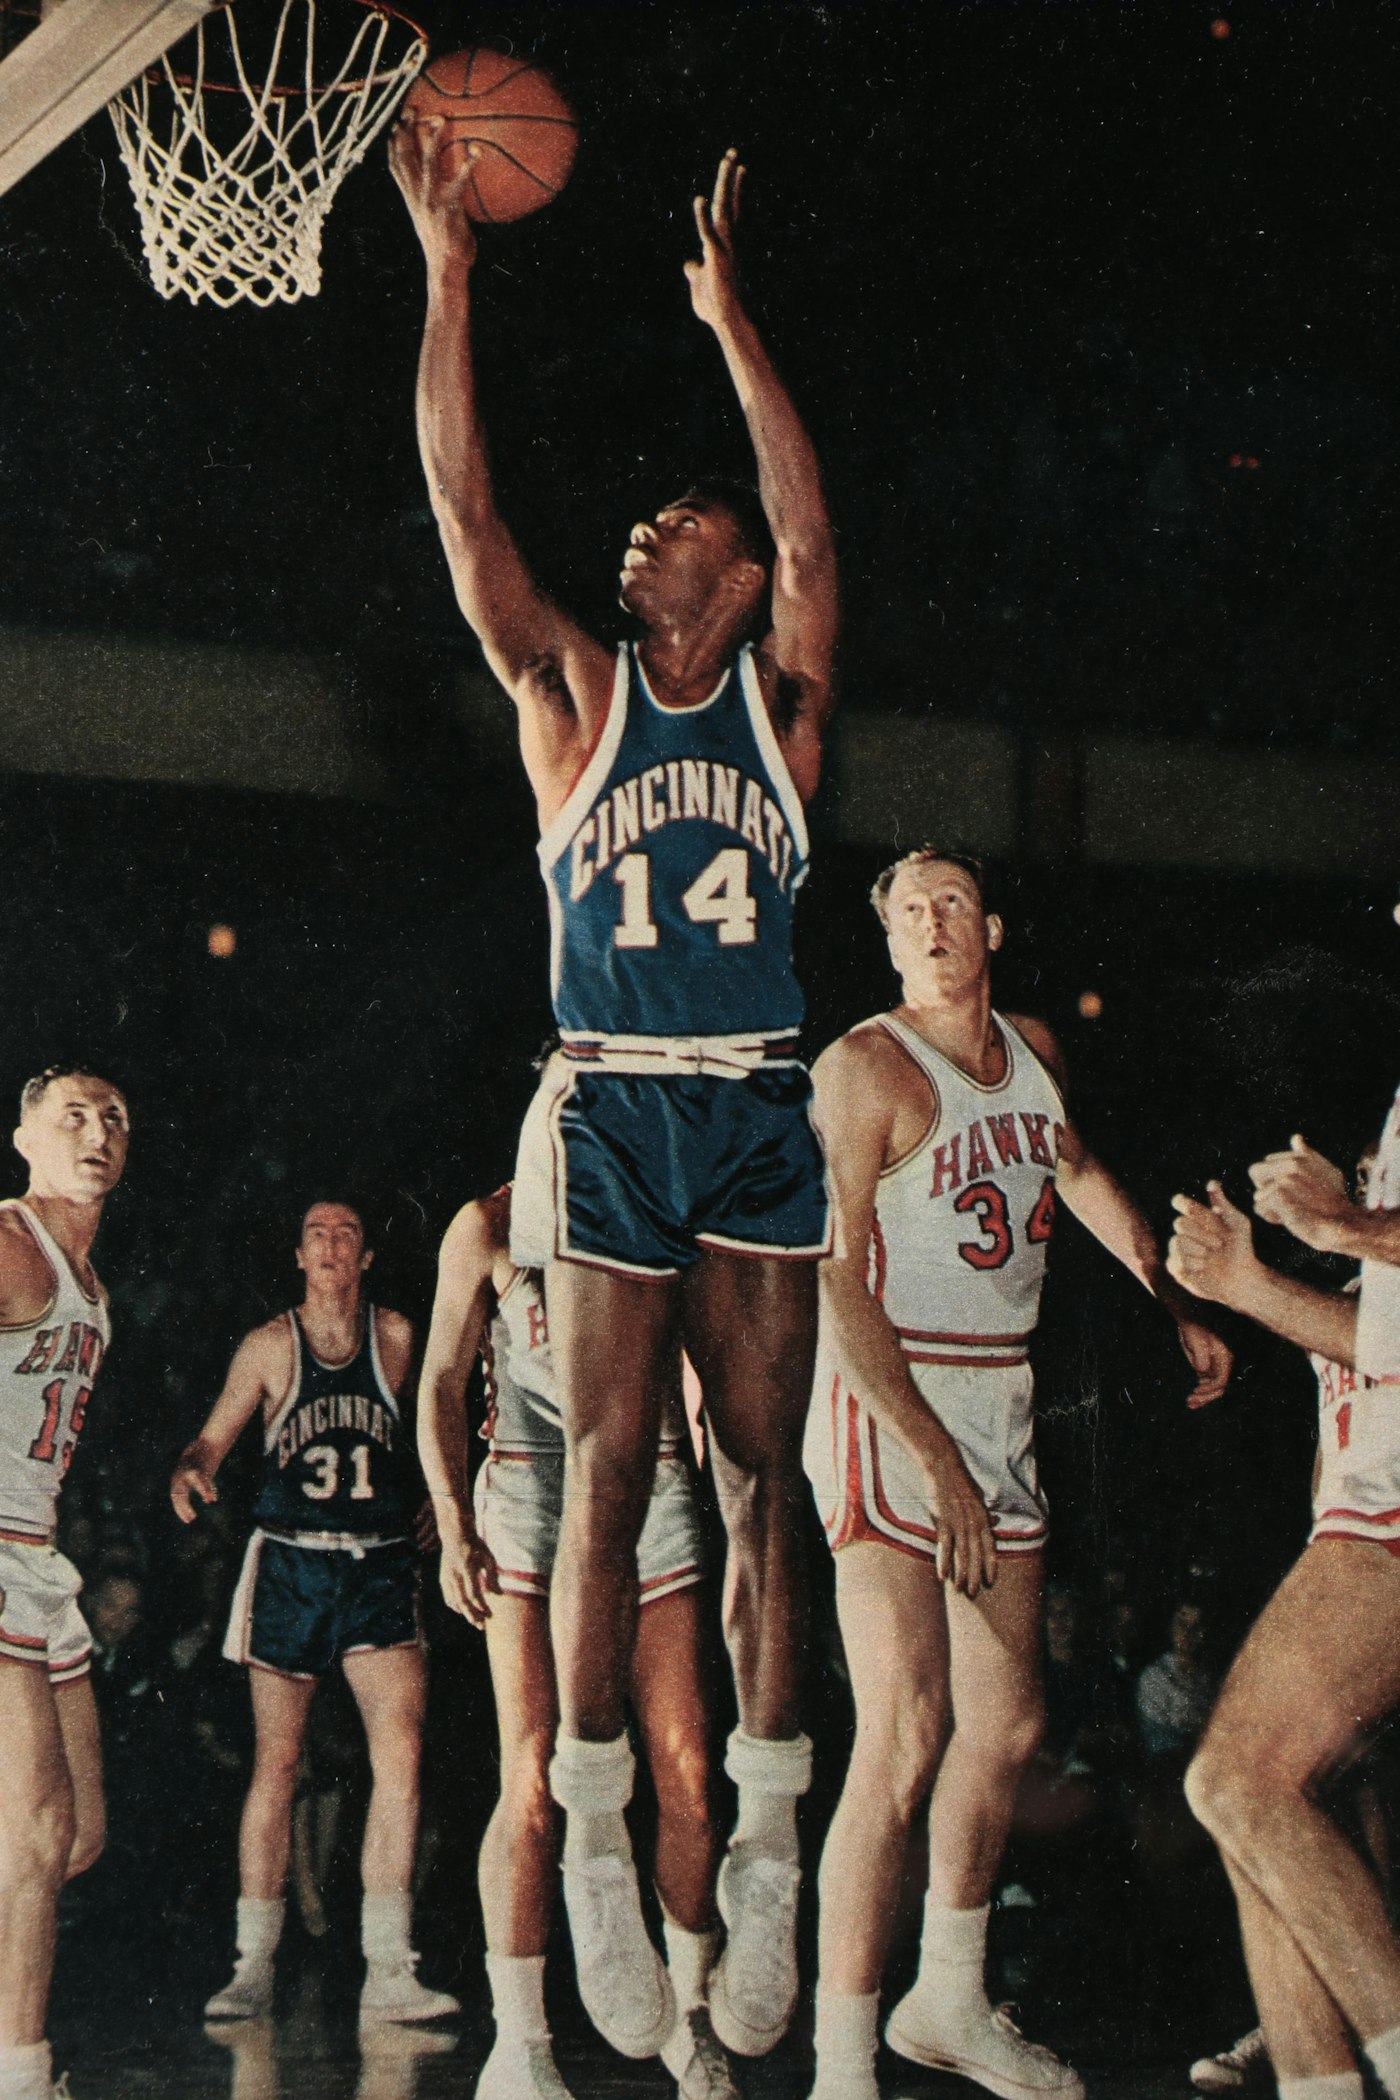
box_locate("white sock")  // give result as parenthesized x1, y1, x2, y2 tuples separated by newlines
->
(0, 2041, 52, 2100)
(1366, 2024, 1400, 2099)
(914, 1899, 991, 2022)
(361, 1891, 413, 1965)
(813, 1990, 880, 2085)
(724, 1728, 811, 1864)
(236, 1895, 284, 1962)
(1278, 2075, 1364, 2100)
(486, 1953, 550, 2044)
(663, 1913, 719, 2015)
(550, 1731, 633, 1865)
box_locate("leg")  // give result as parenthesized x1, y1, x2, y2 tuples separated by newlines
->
(1222, 1855, 1355, 2081)
(817, 1545, 951, 1997)
(52, 1678, 104, 1880)
(1186, 1539, 1400, 2073)
(238, 1668, 316, 1899)
(480, 1594, 561, 1956)
(685, 1248, 817, 2060)
(548, 1260, 676, 1742)
(926, 1550, 1046, 1908)
(205, 1668, 315, 2019)
(888, 1552, 1082, 2097)
(345, 1643, 458, 2023)
(631, 1586, 722, 1935)
(546, 1263, 681, 2061)
(343, 1644, 426, 1898)
(682, 1248, 816, 1741)
(0, 1660, 76, 2051)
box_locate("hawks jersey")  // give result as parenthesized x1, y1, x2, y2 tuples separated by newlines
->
(1310, 1281, 1400, 1547)
(538, 643, 810, 1043)
(482, 1264, 688, 1454)
(1358, 1082, 1400, 1382)
(865, 1013, 1066, 1366)
(0, 1202, 110, 1542)
(254, 1307, 411, 1540)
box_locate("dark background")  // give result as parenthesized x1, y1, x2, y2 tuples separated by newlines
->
(0, 0, 1398, 2066)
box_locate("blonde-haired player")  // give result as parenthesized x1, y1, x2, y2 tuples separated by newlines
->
(0, 1067, 129, 2100)
(803, 850, 1232, 2100)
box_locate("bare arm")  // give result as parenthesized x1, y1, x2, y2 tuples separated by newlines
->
(170, 1325, 284, 1522)
(417, 1198, 506, 1625)
(1250, 1135, 1400, 1266)
(813, 1033, 997, 1596)
(687, 152, 838, 799)
(389, 119, 614, 815)
(1169, 1182, 1359, 1367)
(1009, 1014, 1232, 1408)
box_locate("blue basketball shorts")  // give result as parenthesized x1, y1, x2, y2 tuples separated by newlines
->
(515, 1062, 831, 1277)
(223, 1532, 421, 1679)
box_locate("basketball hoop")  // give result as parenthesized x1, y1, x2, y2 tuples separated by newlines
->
(106, 0, 428, 307)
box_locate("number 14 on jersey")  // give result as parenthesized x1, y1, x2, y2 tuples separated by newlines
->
(613, 847, 757, 950)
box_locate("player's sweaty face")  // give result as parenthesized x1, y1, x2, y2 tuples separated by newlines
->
(619, 502, 740, 615)
(17, 1080, 130, 1202)
(885, 864, 991, 992)
(297, 1205, 367, 1283)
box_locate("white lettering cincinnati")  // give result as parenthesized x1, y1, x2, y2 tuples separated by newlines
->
(277, 1394, 392, 1469)
(568, 764, 796, 901)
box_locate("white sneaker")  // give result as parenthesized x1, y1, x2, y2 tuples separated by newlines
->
(884, 1997, 1085, 2100)
(708, 1847, 802, 2057)
(561, 1852, 675, 2058)
(661, 2007, 741, 2100)
(474, 2038, 577, 2099)
(205, 1953, 275, 2019)
(360, 1953, 461, 2023)
(1189, 2029, 1269, 2093)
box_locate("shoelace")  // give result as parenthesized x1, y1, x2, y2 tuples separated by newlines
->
(989, 2004, 1065, 2069)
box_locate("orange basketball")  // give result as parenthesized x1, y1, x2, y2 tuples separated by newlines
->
(402, 47, 578, 224)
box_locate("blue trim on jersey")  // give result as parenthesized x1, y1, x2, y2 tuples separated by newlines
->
(540, 644, 810, 1039)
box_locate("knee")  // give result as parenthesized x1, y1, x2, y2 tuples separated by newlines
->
(500, 1733, 560, 1847)
(856, 1698, 948, 1825)
(66, 1811, 105, 1881)
(565, 1444, 651, 1544)
(0, 1785, 76, 1892)
(998, 1696, 1046, 1774)
(251, 1736, 303, 1796)
(650, 1730, 716, 1842)
(367, 1724, 422, 1798)
(1185, 1725, 1303, 1844)
(952, 1694, 1044, 1783)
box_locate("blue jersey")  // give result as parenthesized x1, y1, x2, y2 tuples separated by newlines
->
(538, 644, 810, 1042)
(253, 1307, 411, 1540)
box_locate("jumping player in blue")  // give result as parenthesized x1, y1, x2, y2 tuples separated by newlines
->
(393, 137, 839, 2063)
(170, 1201, 457, 2027)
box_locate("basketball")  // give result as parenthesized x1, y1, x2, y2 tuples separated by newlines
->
(401, 47, 578, 224)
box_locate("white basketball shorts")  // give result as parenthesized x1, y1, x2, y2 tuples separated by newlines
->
(804, 1356, 1048, 1562)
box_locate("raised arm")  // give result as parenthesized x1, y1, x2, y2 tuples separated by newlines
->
(1168, 1180, 1359, 1368)
(1007, 1013, 1233, 1409)
(686, 150, 838, 799)
(389, 119, 614, 816)
(170, 1324, 283, 1523)
(417, 1196, 506, 1626)
(813, 1033, 997, 1596)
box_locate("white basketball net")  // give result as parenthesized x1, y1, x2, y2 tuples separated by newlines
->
(107, 1, 427, 307)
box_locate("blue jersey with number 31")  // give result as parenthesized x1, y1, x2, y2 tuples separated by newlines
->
(539, 644, 810, 1039)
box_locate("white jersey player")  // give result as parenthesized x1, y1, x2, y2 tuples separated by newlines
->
(1170, 1119, 1400, 2100)
(805, 850, 1231, 2100)
(0, 1067, 128, 2100)
(418, 1180, 737, 2100)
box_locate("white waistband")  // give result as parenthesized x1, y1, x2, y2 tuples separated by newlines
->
(562, 1030, 800, 1079)
(260, 1527, 407, 1555)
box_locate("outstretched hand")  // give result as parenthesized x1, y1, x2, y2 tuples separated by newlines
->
(685, 147, 745, 331)
(1169, 1182, 1258, 1309)
(1248, 1134, 1352, 1252)
(389, 115, 479, 271)
(170, 1456, 218, 1525)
